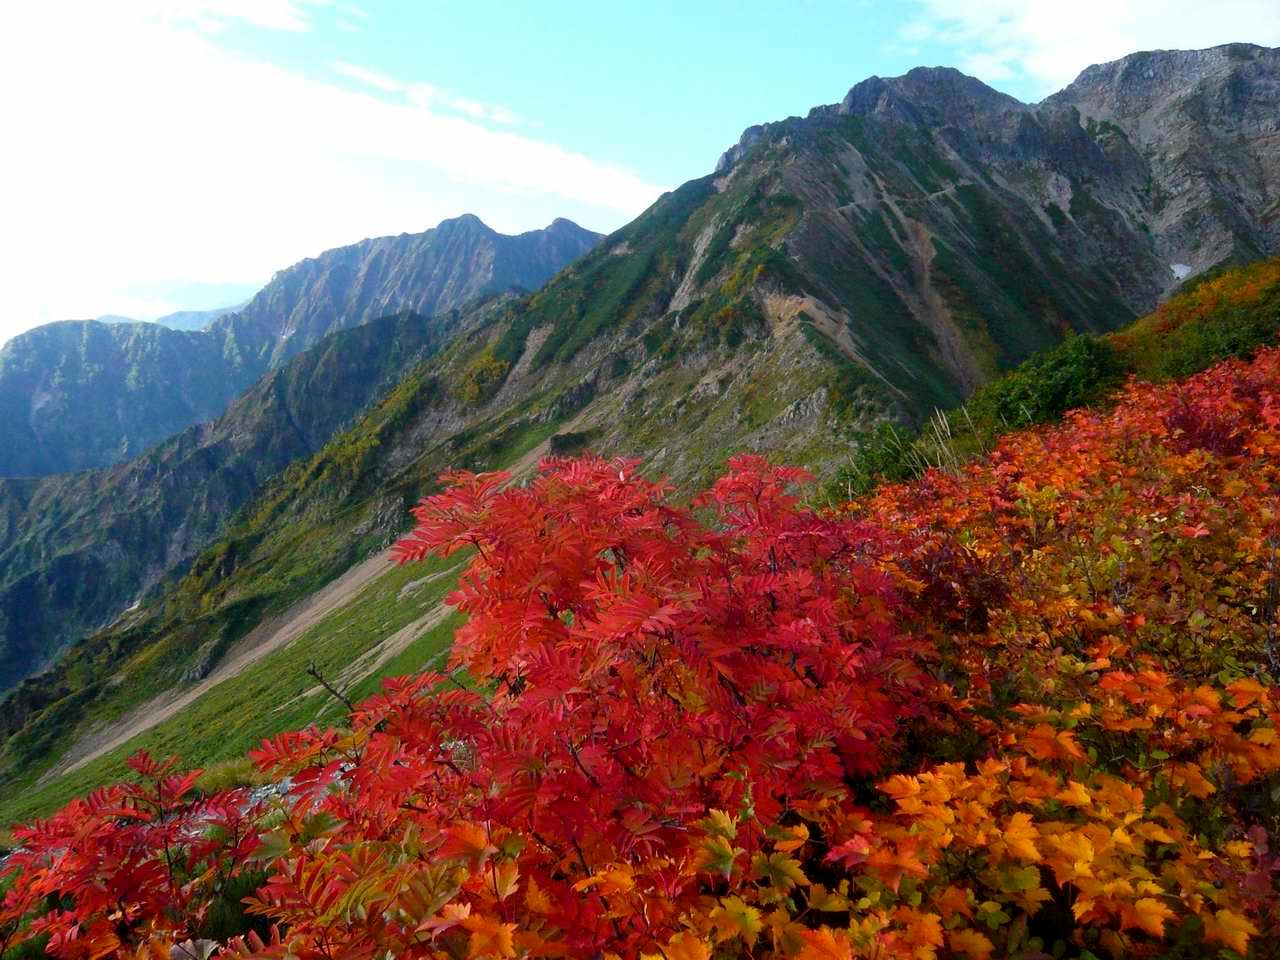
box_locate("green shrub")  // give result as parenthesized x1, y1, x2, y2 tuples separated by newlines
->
(455, 347, 510, 405)
(965, 334, 1124, 431)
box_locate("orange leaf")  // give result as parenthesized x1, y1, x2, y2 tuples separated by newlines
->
(440, 822, 496, 870)
(948, 928, 994, 960)
(524, 876, 553, 915)
(1054, 780, 1092, 808)
(1204, 909, 1258, 954)
(1003, 813, 1042, 862)
(461, 913, 517, 959)
(662, 933, 712, 960)
(795, 927, 852, 960)
(1128, 897, 1175, 937)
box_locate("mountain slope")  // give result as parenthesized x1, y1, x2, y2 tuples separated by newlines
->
(3, 44, 1279, 814)
(0, 302, 500, 693)
(0, 216, 601, 477)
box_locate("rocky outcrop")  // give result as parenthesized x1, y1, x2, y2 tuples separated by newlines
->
(226, 214, 603, 368)
(1045, 43, 1280, 276)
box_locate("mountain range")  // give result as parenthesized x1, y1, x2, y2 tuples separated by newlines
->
(0, 215, 601, 477)
(96, 305, 244, 332)
(1, 42, 1278, 817)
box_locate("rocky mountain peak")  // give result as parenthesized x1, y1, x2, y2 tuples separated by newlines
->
(545, 216, 594, 237)
(0, 215, 602, 477)
(436, 212, 493, 235)
(1047, 43, 1276, 117)
(838, 66, 1026, 124)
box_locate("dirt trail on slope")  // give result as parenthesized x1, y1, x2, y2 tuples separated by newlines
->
(50, 409, 594, 782)
(505, 408, 595, 480)
(49, 548, 398, 780)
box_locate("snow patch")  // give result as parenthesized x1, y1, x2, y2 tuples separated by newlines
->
(1171, 263, 1193, 281)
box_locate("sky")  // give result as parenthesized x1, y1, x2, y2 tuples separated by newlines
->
(1, 1, 1277, 346)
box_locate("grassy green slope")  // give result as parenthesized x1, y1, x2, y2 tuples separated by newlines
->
(1, 552, 464, 823)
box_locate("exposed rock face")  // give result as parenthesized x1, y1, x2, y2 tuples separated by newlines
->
(716, 44, 1278, 309)
(0, 216, 601, 477)
(227, 214, 603, 368)
(1044, 43, 1280, 275)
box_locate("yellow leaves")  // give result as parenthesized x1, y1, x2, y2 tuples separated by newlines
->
(695, 808, 736, 840)
(1249, 725, 1277, 745)
(1054, 780, 1092, 808)
(750, 852, 809, 895)
(1203, 908, 1258, 954)
(485, 860, 519, 902)
(1126, 897, 1175, 937)
(461, 913, 517, 959)
(881, 774, 922, 810)
(1045, 830, 1095, 883)
(1223, 839, 1253, 859)
(1001, 813, 1042, 863)
(771, 822, 810, 853)
(709, 895, 763, 947)
(806, 882, 850, 914)
(947, 927, 994, 960)
(1134, 822, 1176, 845)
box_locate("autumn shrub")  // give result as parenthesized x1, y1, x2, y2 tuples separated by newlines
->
(455, 346, 511, 405)
(1115, 257, 1280, 381)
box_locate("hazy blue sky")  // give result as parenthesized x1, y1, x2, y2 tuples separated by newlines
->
(2, 1, 1277, 343)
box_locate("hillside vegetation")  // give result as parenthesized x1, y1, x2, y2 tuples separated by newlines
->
(0, 307, 487, 693)
(4, 335, 1280, 957)
(3, 255, 1279, 830)
(831, 256, 1280, 497)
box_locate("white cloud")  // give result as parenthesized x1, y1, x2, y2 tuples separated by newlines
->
(331, 60, 403, 93)
(162, 0, 316, 32)
(0, 3, 664, 344)
(906, 0, 1280, 96)
(331, 61, 528, 126)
